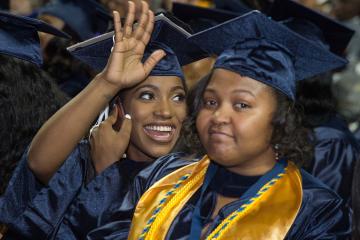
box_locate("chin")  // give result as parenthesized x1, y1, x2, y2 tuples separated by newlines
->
(206, 150, 240, 167)
(147, 144, 176, 158)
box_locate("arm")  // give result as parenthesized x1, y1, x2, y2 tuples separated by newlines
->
(28, 1, 165, 184)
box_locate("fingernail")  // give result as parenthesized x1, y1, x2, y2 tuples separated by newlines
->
(125, 114, 131, 120)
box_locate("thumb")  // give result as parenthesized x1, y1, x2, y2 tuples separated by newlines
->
(117, 114, 132, 140)
(143, 50, 166, 76)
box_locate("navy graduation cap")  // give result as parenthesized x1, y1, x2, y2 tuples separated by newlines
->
(38, 0, 111, 41)
(0, 10, 70, 66)
(214, 0, 252, 14)
(68, 13, 208, 78)
(190, 11, 347, 100)
(172, 2, 242, 32)
(268, 0, 354, 56)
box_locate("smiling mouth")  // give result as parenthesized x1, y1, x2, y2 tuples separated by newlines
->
(144, 125, 176, 143)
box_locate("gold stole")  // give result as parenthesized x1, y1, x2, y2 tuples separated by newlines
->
(128, 156, 302, 240)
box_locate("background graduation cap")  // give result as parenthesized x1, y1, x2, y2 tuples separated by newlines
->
(68, 12, 209, 73)
(38, 0, 111, 41)
(172, 2, 243, 32)
(214, 0, 252, 14)
(267, 0, 355, 56)
(0, 10, 70, 66)
(189, 11, 348, 100)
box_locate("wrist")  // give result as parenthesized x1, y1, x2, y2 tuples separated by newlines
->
(92, 74, 123, 100)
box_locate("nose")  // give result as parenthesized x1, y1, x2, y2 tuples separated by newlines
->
(154, 98, 173, 119)
(211, 104, 231, 125)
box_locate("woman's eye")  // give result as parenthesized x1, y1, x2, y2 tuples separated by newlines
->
(172, 94, 185, 102)
(203, 99, 217, 108)
(139, 92, 154, 100)
(234, 102, 250, 110)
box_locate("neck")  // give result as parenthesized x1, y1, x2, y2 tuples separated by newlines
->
(226, 161, 276, 176)
(225, 149, 277, 176)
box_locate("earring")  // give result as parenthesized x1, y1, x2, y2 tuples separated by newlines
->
(274, 144, 280, 161)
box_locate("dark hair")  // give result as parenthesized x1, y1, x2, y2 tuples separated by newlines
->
(0, 54, 69, 195)
(43, 37, 95, 97)
(353, 158, 360, 239)
(296, 72, 337, 127)
(181, 71, 313, 166)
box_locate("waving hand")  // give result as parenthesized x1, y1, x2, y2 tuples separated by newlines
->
(99, 1, 166, 89)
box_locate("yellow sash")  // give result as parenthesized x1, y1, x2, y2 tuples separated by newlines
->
(128, 156, 302, 240)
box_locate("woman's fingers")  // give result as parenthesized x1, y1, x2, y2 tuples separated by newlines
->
(124, 1, 136, 38)
(134, 1, 149, 40)
(106, 106, 118, 125)
(113, 11, 123, 42)
(117, 114, 132, 141)
(141, 10, 154, 46)
(143, 49, 166, 76)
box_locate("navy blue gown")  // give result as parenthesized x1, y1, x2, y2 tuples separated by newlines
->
(0, 141, 151, 239)
(86, 153, 352, 240)
(306, 115, 360, 203)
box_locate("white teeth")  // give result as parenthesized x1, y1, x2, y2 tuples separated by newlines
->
(145, 125, 173, 132)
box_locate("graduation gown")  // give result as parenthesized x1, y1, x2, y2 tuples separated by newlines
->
(87, 153, 351, 240)
(307, 115, 360, 203)
(0, 141, 152, 239)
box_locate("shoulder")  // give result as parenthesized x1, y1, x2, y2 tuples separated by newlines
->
(135, 152, 200, 190)
(300, 169, 342, 202)
(286, 170, 351, 239)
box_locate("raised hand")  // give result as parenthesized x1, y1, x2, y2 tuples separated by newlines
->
(99, 1, 166, 89)
(90, 106, 132, 174)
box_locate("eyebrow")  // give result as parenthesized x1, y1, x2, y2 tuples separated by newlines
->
(170, 86, 186, 92)
(134, 84, 158, 92)
(205, 88, 256, 98)
(134, 84, 185, 93)
(232, 89, 256, 98)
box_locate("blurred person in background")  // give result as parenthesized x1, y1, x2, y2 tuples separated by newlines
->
(0, 10, 69, 197)
(36, 0, 112, 97)
(0, 0, 47, 15)
(0, 9, 70, 196)
(329, 0, 360, 132)
(99, 0, 172, 17)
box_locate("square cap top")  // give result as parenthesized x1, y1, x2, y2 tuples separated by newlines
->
(190, 11, 348, 100)
(68, 13, 209, 78)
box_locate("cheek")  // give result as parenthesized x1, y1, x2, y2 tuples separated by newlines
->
(127, 102, 149, 126)
(233, 113, 274, 140)
(196, 110, 210, 137)
(174, 104, 187, 123)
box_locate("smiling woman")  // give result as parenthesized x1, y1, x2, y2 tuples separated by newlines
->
(0, 2, 206, 239)
(120, 75, 186, 162)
